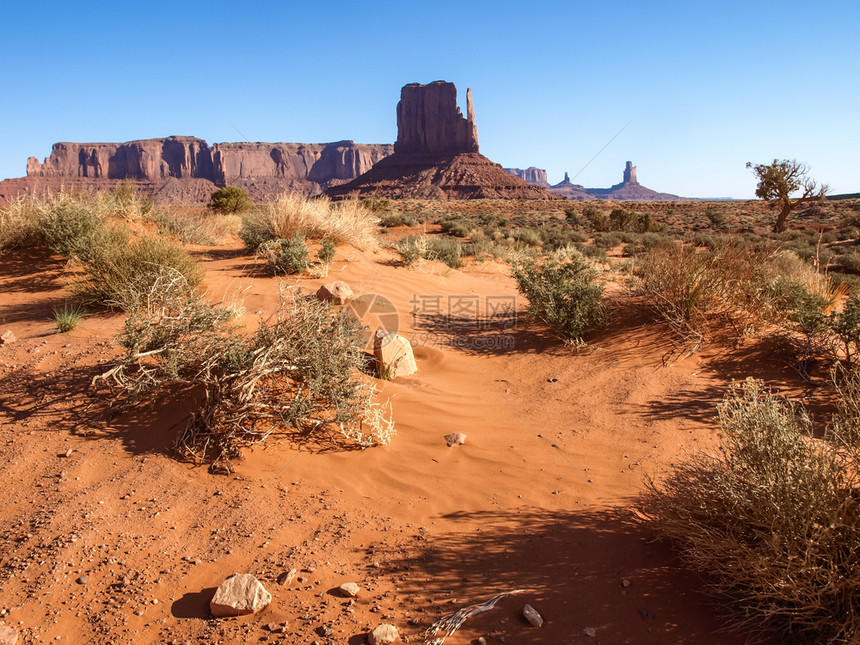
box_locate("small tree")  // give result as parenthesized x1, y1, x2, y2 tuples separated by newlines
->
(208, 186, 253, 214)
(747, 159, 828, 233)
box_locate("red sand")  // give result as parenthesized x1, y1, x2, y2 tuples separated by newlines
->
(0, 240, 794, 644)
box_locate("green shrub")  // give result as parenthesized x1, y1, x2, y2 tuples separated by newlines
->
(511, 250, 607, 343)
(396, 235, 429, 267)
(584, 206, 609, 232)
(317, 240, 336, 264)
(38, 195, 108, 260)
(53, 304, 85, 332)
(258, 234, 309, 275)
(639, 377, 860, 644)
(76, 234, 204, 309)
(208, 186, 252, 214)
(427, 236, 462, 268)
(564, 205, 582, 226)
(837, 252, 860, 274)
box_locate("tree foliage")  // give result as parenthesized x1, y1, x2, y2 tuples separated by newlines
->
(208, 186, 253, 214)
(747, 159, 828, 233)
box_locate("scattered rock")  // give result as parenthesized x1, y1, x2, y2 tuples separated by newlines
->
(368, 623, 400, 645)
(0, 623, 18, 645)
(374, 331, 417, 379)
(583, 627, 596, 637)
(210, 573, 271, 617)
(277, 568, 298, 586)
(444, 433, 466, 447)
(0, 331, 16, 346)
(621, 578, 631, 588)
(522, 604, 543, 628)
(316, 281, 353, 305)
(76, 575, 87, 585)
(477, 638, 488, 645)
(338, 582, 360, 597)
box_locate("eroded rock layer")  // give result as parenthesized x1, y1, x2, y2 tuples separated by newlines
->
(3, 137, 393, 203)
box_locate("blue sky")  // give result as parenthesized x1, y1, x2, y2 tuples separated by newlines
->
(1, 0, 857, 197)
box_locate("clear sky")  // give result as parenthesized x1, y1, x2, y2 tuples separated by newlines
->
(1, 0, 857, 198)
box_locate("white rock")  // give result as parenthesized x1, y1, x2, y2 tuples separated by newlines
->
(339, 581, 360, 597)
(0, 331, 16, 346)
(209, 573, 271, 617)
(444, 433, 466, 447)
(583, 626, 597, 637)
(0, 623, 18, 645)
(522, 603, 543, 627)
(316, 281, 353, 305)
(374, 331, 417, 379)
(368, 623, 400, 644)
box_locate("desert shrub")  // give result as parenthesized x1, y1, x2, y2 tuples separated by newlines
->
(75, 234, 203, 309)
(583, 205, 608, 232)
(149, 207, 240, 245)
(592, 231, 623, 250)
(576, 244, 609, 263)
(511, 228, 542, 248)
(53, 304, 85, 332)
(0, 198, 39, 250)
(239, 194, 379, 251)
(378, 212, 419, 228)
(93, 282, 394, 469)
(438, 217, 474, 238)
(257, 234, 309, 275)
(511, 249, 607, 343)
(208, 186, 253, 214)
(563, 204, 582, 226)
(427, 236, 462, 268)
(360, 198, 391, 213)
(832, 295, 860, 364)
(396, 235, 429, 267)
(837, 252, 860, 274)
(541, 227, 587, 252)
(639, 378, 860, 644)
(37, 193, 109, 260)
(705, 206, 724, 227)
(317, 240, 336, 264)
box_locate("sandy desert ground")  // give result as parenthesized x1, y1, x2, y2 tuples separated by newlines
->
(0, 232, 806, 644)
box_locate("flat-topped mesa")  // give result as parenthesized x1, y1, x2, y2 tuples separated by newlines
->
(504, 167, 550, 187)
(394, 81, 479, 156)
(623, 161, 638, 185)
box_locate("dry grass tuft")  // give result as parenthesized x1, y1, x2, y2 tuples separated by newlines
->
(240, 194, 380, 251)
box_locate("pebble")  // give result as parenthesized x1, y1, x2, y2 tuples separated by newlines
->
(522, 604, 543, 628)
(338, 582, 360, 597)
(76, 575, 87, 585)
(444, 433, 467, 447)
(583, 627, 596, 637)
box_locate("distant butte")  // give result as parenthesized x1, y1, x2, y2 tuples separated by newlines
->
(506, 161, 690, 201)
(328, 82, 559, 201)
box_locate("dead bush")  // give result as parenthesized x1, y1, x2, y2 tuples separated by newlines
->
(93, 278, 394, 470)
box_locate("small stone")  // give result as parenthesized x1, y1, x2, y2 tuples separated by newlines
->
(621, 578, 631, 588)
(444, 433, 466, 447)
(477, 638, 487, 645)
(0, 331, 17, 346)
(368, 623, 400, 645)
(62, 449, 73, 458)
(0, 623, 19, 645)
(210, 573, 271, 617)
(76, 575, 87, 585)
(338, 582, 360, 597)
(583, 627, 596, 637)
(316, 281, 353, 305)
(522, 604, 543, 628)
(277, 568, 298, 586)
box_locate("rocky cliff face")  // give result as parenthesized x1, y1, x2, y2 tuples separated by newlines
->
(394, 81, 479, 155)
(504, 167, 550, 187)
(330, 82, 558, 201)
(13, 137, 393, 202)
(622, 161, 638, 185)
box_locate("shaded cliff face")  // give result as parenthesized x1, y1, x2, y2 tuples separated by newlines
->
(12, 137, 393, 202)
(394, 81, 479, 155)
(27, 137, 214, 180)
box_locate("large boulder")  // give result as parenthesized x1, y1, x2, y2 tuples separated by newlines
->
(210, 573, 271, 617)
(374, 331, 417, 379)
